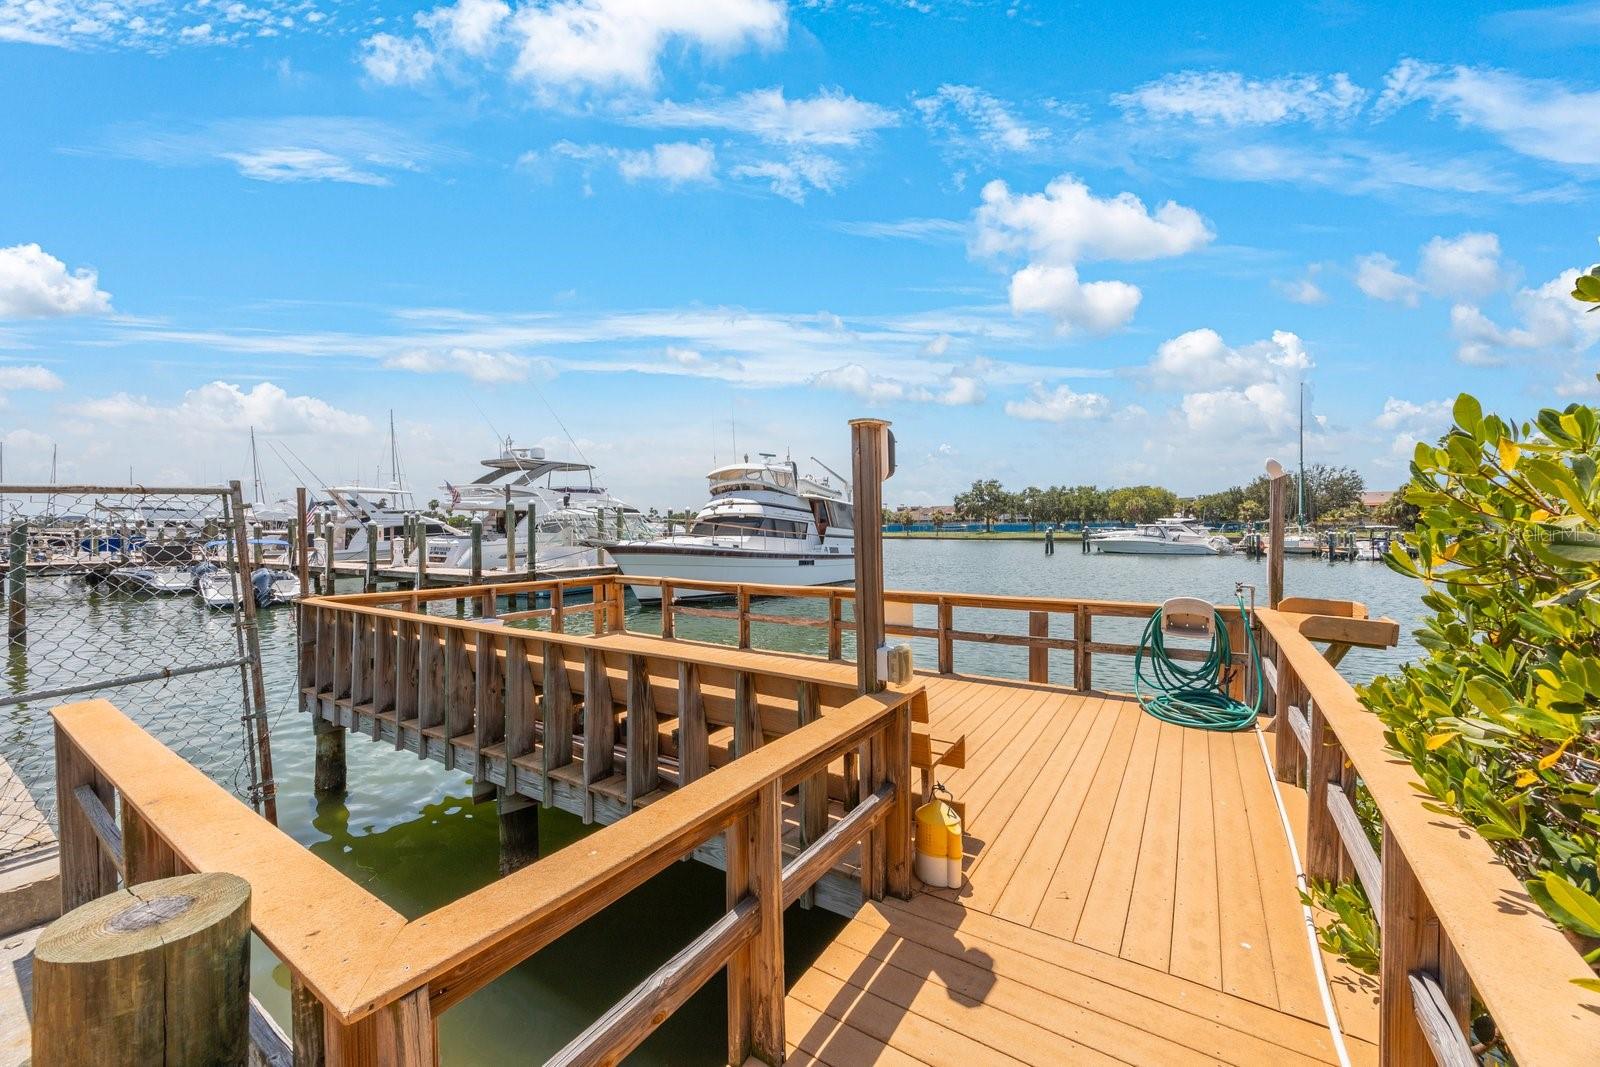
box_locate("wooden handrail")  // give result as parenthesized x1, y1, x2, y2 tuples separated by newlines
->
(1256, 609, 1600, 1066)
(54, 683, 916, 1065)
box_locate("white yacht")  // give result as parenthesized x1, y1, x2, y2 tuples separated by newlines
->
(1090, 516, 1234, 556)
(318, 485, 463, 564)
(1277, 527, 1323, 556)
(606, 454, 854, 601)
(422, 442, 648, 573)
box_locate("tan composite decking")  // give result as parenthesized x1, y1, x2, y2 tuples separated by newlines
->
(784, 674, 1378, 1066)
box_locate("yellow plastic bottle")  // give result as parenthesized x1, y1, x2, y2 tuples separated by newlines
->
(914, 798, 963, 888)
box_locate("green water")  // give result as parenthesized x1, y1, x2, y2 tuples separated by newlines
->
(241, 543, 1426, 1063)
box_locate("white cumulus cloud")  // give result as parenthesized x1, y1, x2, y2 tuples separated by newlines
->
(1147, 328, 1310, 391)
(811, 364, 985, 406)
(972, 175, 1212, 333)
(1450, 269, 1600, 365)
(1355, 252, 1424, 306)
(0, 244, 112, 318)
(67, 381, 370, 435)
(1004, 382, 1110, 422)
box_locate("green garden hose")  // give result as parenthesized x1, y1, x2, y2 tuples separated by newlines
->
(1133, 594, 1264, 731)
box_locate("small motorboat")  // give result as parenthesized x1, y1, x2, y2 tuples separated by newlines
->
(193, 564, 239, 609)
(251, 568, 301, 607)
(105, 565, 197, 595)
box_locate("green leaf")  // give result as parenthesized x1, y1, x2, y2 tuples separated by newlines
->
(1541, 873, 1600, 938)
(1454, 393, 1484, 436)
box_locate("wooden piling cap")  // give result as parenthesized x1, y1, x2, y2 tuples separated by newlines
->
(37, 872, 251, 964)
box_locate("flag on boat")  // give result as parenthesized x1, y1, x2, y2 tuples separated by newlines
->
(445, 481, 461, 507)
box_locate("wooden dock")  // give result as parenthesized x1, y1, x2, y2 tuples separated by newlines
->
(42, 572, 1600, 1066)
(326, 560, 617, 590)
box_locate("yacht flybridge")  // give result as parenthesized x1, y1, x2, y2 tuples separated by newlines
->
(422, 440, 649, 573)
(606, 453, 854, 601)
(1090, 516, 1234, 556)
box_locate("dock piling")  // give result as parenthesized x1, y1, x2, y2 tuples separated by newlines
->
(8, 520, 26, 644)
(470, 517, 483, 582)
(497, 791, 540, 875)
(313, 714, 346, 797)
(365, 520, 378, 593)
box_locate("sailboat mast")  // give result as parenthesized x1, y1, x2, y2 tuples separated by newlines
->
(250, 427, 267, 504)
(1297, 383, 1306, 523)
(389, 411, 401, 488)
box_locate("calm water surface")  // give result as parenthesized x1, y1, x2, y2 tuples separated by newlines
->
(237, 541, 1424, 1063)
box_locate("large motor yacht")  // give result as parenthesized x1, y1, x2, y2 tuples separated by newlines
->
(1090, 516, 1234, 556)
(606, 454, 854, 601)
(422, 441, 649, 573)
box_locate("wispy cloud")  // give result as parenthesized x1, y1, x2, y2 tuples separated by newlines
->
(0, 0, 345, 51)
(630, 87, 898, 146)
(914, 84, 1050, 153)
(1114, 71, 1366, 127)
(96, 116, 443, 186)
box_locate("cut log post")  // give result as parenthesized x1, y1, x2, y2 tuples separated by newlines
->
(498, 792, 540, 876)
(33, 872, 252, 1067)
(313, 714, 346, 797)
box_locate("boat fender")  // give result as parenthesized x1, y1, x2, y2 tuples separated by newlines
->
(914, 796, 963, 889)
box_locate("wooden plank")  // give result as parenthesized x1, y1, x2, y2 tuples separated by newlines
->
(371, 616, 395, 735)
(55, 725, 118, 909)
(416, 622, 444, 757)
(582, 648, 615, 823)
(749, 779, 785, 1062)
(442, 627, 474, 771)
(1169, 725, 1223, 989)
(350, 613, 371, 709)
(725, 793, 754, 1066)
(474, 632, 506, 793)
(1075, 605, 1093, 691)
(733, 671, 762, 758)
(1381, 827, 1437, 1066)
(1408, 972, 1476, 1067)
(1072, 711, 1160, 955)
(676, 661, 707, 786)
(624, 655, 659, 806)
(1121, 720, 1186, 973)
(1029, 701, 1149, 937)
(504, 641, 537, 797)
(542, 645, 575, 800)
(1327, 783, 1383, 912)
(1208, 731, 1280, 1009)
(393, 618, 418, 752)
(795, 680, 828, 908)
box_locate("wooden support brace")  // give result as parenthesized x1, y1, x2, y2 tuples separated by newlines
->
(676, 662, 707, 786)
(581, 648, 614, 824)
(542, 648, 575, 801)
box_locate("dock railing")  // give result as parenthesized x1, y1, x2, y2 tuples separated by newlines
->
(1256, 604, 1600, 1067)
(53, 678, 915, 1065)
(320, 572, 1267, 692)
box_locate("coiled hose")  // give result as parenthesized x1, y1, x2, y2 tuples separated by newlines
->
(1133, 594, 1263, 731)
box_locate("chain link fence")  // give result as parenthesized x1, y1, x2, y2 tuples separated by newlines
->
(0, 483, 274, 860)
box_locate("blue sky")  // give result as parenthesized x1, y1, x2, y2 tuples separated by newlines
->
(2, 0, 1598, 508)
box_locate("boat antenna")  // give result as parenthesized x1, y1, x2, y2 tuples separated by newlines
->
(810, 456, 850, 494)
(526, 380, 595, 488)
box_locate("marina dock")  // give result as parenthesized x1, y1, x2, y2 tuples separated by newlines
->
(40, 567, 1600, 1066)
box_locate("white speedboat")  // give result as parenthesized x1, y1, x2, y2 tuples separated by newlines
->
(1090, 516, 1234, 556)
(606, 454, 854, 601)
(250, 568, 302, 606)
(105, 565, 198, 594)
(1276, 526, 1322, 556)
(195, 567, 238, 609)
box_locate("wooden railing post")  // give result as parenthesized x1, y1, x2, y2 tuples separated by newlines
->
(737, 587, 751, 649)
(1027, 611, 1048, 683)
(1273, 647, 1300, 784)
(1075, 605, 1093, 691)
(624, 655, 659, 805)
(937, 598, 953, 675)
(1381, 828, 1442, 1067)
(676, 662, 707, 785)
(659, 582, 675, 639)
(885, 700, 912, 899)
(827, 594, 843, 661)
(1305, 703, 1342, 884)
(55, 725, 117, 910)
(324, 987, 435, 1067)
(727, 779, 785, 1066)
(796, 681, 827, 908)
(121, 804, 178, 885)
(581, 648, 614, 822)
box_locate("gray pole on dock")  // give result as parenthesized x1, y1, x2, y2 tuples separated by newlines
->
(322, 516, 335, 594)
(250, 522, 263, 569)
(1266, 458, 1287, 608)
(415, 520, 428, 590)
(228, 480, 276, 823)
(527, 506, 537, 578)
(470, 516, 483, 581)
(850, 418, 892, 694)
(365, 520, 379, 593)
(295, 487, 310, 594)
(8, 520, 26, 645)
(504, 501, 517, 572)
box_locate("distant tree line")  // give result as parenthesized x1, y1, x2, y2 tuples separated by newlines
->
(883, 465, 1416, 531)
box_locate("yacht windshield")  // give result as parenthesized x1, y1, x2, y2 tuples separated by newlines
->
(690, 516, 808, 538)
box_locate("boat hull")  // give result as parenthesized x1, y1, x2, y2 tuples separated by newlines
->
(1092, 539, 1226, 556)
(608, 546, 854, 601)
